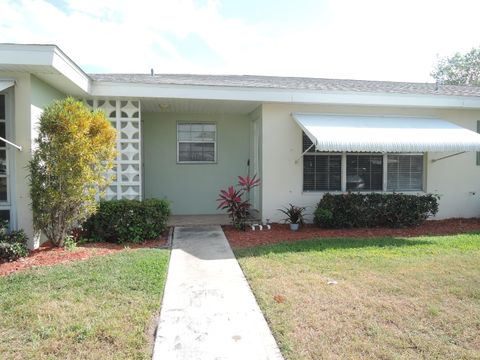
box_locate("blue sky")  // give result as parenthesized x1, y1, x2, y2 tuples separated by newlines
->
(1, 0, 479, 82)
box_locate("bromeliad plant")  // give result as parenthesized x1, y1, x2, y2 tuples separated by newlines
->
(279, 204, 306, 231)
(279, 204, 306, 225)
(217, 175, 260, 230)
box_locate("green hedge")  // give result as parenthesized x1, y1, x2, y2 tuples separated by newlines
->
(83, 199, 170, 244)
(0, 222, 28, 262)
(314, 193, 439, 228)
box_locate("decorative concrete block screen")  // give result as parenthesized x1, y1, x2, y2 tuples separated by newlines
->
(85, 99, 142, 200)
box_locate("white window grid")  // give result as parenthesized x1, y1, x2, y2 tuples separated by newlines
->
(176, 122, 217, 164)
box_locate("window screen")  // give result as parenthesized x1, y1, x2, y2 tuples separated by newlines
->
(303, 155, 341, 191)
(0, 95, 4, 120)
(0, 95, 7, 201)
(346, 155, 383, 191)
(387, 155, 423, 191)
(177, 123, 216, 163)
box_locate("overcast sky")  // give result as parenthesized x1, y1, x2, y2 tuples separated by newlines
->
(1, 0, 479, 82)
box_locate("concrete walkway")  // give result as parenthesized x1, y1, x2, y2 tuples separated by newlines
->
(153, 226, 283, 360)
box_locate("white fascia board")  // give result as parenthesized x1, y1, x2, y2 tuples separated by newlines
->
(90, 81, 480, 109)
(0, 44, 91, 94)
(91, 82, 293, 102)
(51, 47, 91, 94)
(0, 44, 54, 65)
(291, 91, 480, 109)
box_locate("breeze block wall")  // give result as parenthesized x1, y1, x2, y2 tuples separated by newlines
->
(85, 99, 142, 200)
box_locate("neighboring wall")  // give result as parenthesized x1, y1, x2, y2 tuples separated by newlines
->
(261, 103, 480, 222)
(4, 74, 65, 248)
(143, 112, 250, 214)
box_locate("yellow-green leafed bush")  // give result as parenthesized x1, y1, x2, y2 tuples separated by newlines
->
(29, 97, 117, 247)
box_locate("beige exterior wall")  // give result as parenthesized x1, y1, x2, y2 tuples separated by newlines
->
(260, 103, 480, 222)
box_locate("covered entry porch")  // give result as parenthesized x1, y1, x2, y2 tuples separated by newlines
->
(86, 97, 263, 217)
(142, 98, 262, 216)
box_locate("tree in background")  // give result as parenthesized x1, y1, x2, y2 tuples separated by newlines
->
(431, 47, 480, 86)
(29, 97, 117, 247)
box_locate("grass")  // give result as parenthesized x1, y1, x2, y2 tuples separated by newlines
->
(235, 233, 480, 360)
(0, 248, 169, 360)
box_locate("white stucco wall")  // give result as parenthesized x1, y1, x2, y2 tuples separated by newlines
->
(260, 103, 480, 222)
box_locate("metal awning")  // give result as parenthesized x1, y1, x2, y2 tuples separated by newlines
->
(0, 80, 14, 92)
(292, 113, 480, 153)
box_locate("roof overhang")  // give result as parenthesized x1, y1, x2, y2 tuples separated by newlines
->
(0, 80, 14, 92)
(2, 44, 480, 109)
(292, 113, 480, 152)
(90, 81, 480, 109)
(0, 44, 91, 95)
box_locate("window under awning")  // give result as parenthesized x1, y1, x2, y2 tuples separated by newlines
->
(292, 113, 480, 153)
(0, 80, 14, 92)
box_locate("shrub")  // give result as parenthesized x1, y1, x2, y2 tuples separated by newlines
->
(83, 199, 170, 244)
(63, 235, 77, 251)
(314, 193, 439, 228)
(0, 222, 28, 262)
(29, 97, 117, 247)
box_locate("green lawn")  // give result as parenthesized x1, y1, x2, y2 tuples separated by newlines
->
(236, 234, 480, 360)
(0, 249, 169, 360)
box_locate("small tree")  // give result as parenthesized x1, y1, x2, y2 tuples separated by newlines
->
(29, 97, 117, 247)
(431, 47, 480, 86)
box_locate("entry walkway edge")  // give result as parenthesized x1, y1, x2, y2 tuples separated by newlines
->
(153, 225, 284, 360)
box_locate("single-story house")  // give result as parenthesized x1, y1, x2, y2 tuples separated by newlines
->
(2, 43, 480, 249)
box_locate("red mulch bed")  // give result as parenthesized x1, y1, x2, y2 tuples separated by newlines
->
(0, 237, 168, 277)
(224, 218, 480, 249)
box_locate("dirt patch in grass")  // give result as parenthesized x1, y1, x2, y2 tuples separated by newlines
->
(0, 232, 168, 277)
(225, 218, 480, 248)
(146, 310, 161, 354)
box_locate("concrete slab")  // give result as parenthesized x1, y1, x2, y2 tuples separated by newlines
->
(153, 226, 284, 360)
(168, 215, 230, 227)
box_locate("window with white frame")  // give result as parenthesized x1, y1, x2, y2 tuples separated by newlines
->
(302, 132, 424, 192)
(303, 134, 341, 191)
(346, 154, 383, 191)
(0, 94, 10, 223)
(177, 123, 216, 163)
(304, 154, 342, 191)
(387, 155, 423, 191)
